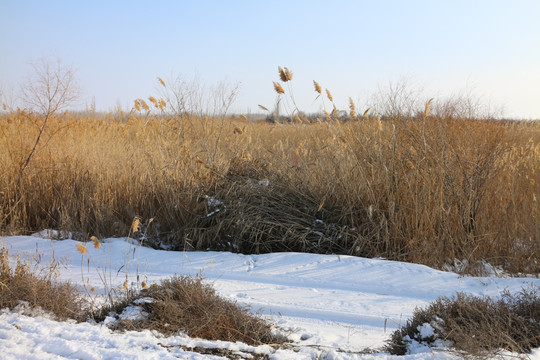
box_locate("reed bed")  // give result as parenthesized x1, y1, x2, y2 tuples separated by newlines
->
(0, 105, 538, 274)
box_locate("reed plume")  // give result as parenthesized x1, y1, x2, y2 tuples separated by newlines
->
(273, 82, 285, 95)
(424, 98, 434, 118)
(313, 81, 322, 94)
(131, 217, 140, 233)
(349, 97, 356, 119)
(278, 66, 293, 82)
(140, 99, 150, 111)
(326, 89, 333, 102)
(323, 109, 332, 121)
(76, 243, 88, 255)
(91, 236, 100, 250)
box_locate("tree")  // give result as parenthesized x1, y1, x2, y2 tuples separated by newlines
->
(21, 57, 81, 115)
(18, 58, 81, 177)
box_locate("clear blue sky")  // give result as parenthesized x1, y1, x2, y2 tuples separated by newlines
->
(1, 0, 539, 119)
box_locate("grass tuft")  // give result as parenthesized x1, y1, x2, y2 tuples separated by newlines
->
(386, 288, 540, 356)
(0, 248, 86, 321)
(97, 275, 283, 345)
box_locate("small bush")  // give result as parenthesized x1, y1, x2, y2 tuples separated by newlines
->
(386, 288, 540, 356)
(97, 275, 283, 346)
(0, 248, 86, 321)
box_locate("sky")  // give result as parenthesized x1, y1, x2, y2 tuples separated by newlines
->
(1, 0, 539, 119)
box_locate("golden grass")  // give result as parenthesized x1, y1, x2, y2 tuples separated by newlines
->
(0, 107, 538, 274)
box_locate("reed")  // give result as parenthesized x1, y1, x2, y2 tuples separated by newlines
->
(0, 82, 538, 275)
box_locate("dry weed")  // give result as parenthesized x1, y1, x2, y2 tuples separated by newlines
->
(0, 248, 86, 321)
(99, 275, 282, 345)
(386, 288, 540, 356)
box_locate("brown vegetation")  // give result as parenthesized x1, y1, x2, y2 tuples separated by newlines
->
(0, 70, 538, 274)
(0, 107, 538, 274)
(0, 248, 86, 321)
(386, 288, 540, 356)
(96, 275, 282, 345)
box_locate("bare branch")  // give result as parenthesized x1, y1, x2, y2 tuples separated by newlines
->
(18, 58, 81, 178)
(21, 57, 81, 115)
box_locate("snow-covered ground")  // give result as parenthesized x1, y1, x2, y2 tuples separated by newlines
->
(0, 234, 538, 359)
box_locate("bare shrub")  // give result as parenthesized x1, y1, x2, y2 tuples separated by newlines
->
(386, 288, 540, 356)
(0, 248, 86, 321)
(97, 275, 283, 345)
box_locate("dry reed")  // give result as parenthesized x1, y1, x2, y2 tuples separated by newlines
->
(0, 94, 538, 274)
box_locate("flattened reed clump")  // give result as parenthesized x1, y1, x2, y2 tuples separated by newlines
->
(183, 179, 366, 255)
(386, 288, 540, 356)
(100, 275, 282, 345)
(0, 248, 86, 321)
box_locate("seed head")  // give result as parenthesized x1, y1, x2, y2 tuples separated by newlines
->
(140, 100, 150, 111)
(323, 110, 332, 121)
(76, 243, 88, 255)
(91, 236, 100, 249)
(349, 97, 356, 119)
(424, 98, 434, 118)
(158, 99, 167, 110)
(273, 82, 285, 95)
(326, 89, 334, 102)
(148, 96, 159, 108)
(278, 66, 293, 82)
(131, 217, 140, 233)
(363, 108, 371, 117)
(313, 81, 322, 94)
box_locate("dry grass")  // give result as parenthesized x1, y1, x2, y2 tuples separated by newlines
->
(0, 247, 86, 321)
(385, 288, 540, 356)
(0, 93, 538, 274)
(96, 275, 283, 345)
(0, 245, 281, 346)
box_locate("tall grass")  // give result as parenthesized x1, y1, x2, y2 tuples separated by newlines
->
(0, 93, 538, 274)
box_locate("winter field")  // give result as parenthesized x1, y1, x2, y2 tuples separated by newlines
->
(1, 63, 539, 359)
(1, 234, 538, 359)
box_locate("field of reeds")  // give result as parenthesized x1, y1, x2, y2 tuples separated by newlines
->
(0, 73, 538, 275)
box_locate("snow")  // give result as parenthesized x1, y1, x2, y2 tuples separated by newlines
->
(0, 235, 539, 359)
